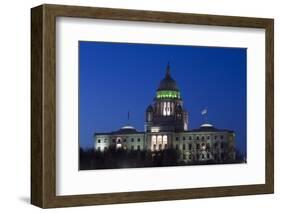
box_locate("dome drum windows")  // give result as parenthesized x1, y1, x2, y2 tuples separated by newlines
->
(156, 90, 180, 99)
(161, 101, 174, 116)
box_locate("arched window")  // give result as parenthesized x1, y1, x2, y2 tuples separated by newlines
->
(163, 135, 168, 144)
(152, 135, 156, 144)
(167, 102, 171, 115)
(163, 102, 167, 116)
(157, 135, 162, 143)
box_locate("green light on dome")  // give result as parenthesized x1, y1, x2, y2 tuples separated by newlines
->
(157, 90, 180, 99)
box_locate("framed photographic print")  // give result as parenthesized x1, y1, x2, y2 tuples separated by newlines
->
(31, 4, 274, 208)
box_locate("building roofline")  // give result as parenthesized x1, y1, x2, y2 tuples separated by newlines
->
(94, 131, 145, 136)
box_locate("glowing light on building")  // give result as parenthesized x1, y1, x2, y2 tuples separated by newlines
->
(151, 127, 160, 132)
(156, 90, 180, 99)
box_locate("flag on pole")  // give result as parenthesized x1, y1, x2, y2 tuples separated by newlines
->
(201, 108, 207, 115)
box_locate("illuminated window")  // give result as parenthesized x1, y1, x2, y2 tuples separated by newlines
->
(202, 143, 206, 149)
(163, 135, 168, 143)
(167, 102, 171, 115)
(152, 135, 156, 144)
(163, 102, 167, 116)
(157, 135, 162, 143)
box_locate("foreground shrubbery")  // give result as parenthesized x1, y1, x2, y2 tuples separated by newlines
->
(79, 146, 180, 170)
(79, 146, 246, 170)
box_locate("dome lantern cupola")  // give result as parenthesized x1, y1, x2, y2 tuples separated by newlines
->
(156, 63, 181, 99)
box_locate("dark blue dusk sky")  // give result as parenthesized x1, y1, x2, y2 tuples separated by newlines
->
(79, 41, 247, 155)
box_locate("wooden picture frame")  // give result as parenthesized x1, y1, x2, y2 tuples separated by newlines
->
(31, 4, 274, 208)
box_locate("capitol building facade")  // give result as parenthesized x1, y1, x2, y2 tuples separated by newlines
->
(94, 64, 236, 163)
